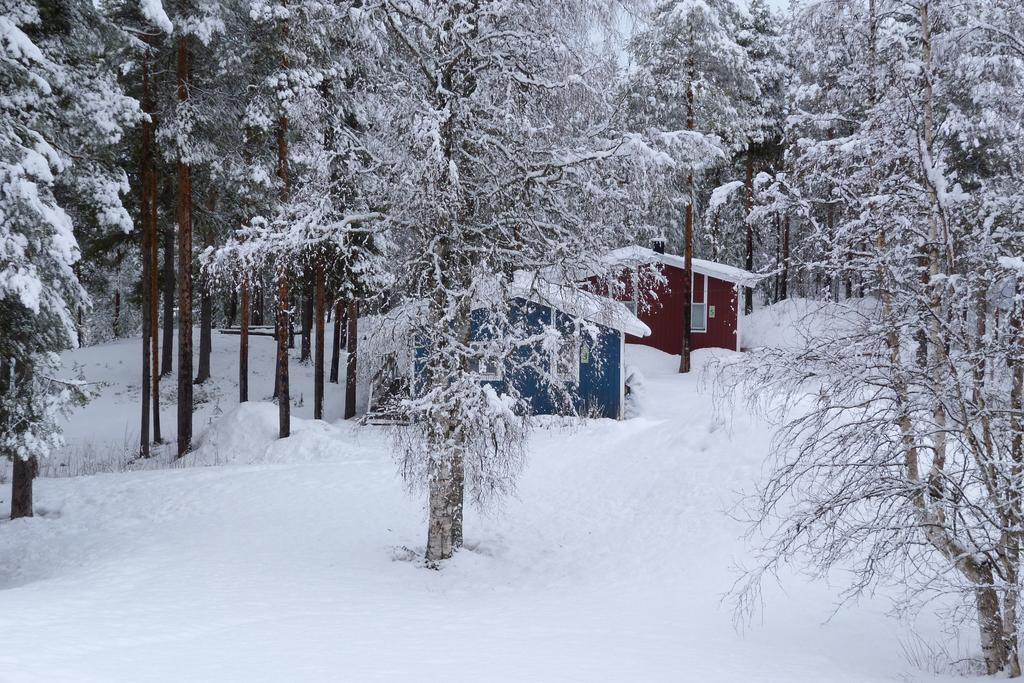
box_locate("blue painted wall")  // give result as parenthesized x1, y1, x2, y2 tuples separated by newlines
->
(416, 297, 624, 419)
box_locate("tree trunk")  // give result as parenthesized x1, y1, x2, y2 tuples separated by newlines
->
(74, 264, 85, 347)
(239, 279, 249, 403)
(195, 194, 215, 385)
(275, 39, 291, 437)
(175, 34, 193, 457)
(253, 282, 264, 326)
(450, 451, 464, 549)
(780, 215, 790, 300)
(426, 460, 455, 562)
(227, 291, 237, 328)
(195, 290, 212, 384)
(679, 51, 695, 374)
(1005, 282, 1024, 676)
(161, 206, 174, 376)
(744, 147, 754, 315)
(139, 50, 154, 458)
(680, 192, 693, 374)
(276, 269, 290, 438)
(844, 256, 854, 299)
(329, 300, 343, 384)
(345, 300, 358, 419)
(772, 214, 780, 302)
(10, 455, 37, 520)
(314, 265, 325, 419)
(978, 583, 1013, 675)
(288, 307, 295, 349)
(141, 261, 151, 455)
(826, 198, 837, 302)
(273, 323, 280, 401)
(4, 358, 34, 519)
(150, 167, 161, 444)
(300, 284, 313, 364)
(112, 288, 122, 339)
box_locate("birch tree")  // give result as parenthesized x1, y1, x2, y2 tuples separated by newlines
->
(730, 0, 1024, 675)
(382, 0, 707, 562)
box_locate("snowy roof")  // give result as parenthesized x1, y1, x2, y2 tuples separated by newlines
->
(600, 246, 761, 286)
(510, 272, 651, 338)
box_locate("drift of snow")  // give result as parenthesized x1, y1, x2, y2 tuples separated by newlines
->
(0, 325, 975, 682)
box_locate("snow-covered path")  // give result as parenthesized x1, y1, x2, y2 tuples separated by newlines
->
(0, 338, 962, 681)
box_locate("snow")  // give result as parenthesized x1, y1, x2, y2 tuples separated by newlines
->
(511, 271, 652, 337)
(999, 256, 1024, 273)
(742, 297, 880, 349)
(139, 0, 173, 34)
(600, 245, 762, 286)
(0, 15, 46, 64)
(0, 327, 974, 681)
(708, 179, 744, 212)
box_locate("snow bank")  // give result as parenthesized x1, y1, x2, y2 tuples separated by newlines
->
(189, 402, 367, 466)
(0, 334, 964, 682)
(743, 297, 879, 349)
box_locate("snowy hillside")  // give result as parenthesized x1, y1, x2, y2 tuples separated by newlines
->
(0, 331, 971, 682)
(742, 296, 880, 350)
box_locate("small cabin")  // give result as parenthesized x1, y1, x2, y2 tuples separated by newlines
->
(587, 245, 758, 355)
(411, 277, 650, 420)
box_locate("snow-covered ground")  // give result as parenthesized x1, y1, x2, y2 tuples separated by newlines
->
(0, 320, 973, 681)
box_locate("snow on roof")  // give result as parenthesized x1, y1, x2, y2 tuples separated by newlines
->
(601, 246, 761, 286)
(510, 272, 651, 338)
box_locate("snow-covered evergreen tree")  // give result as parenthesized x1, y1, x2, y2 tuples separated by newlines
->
(625, 0, 754, 370)
(1, 0, 137, 515)
(204, 0, 392, 426)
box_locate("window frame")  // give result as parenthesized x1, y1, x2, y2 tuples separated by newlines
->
(554, 337, 581, 384)
(691, 271, 709, 334)
(549, 308, 580, 384)
(468, 347, 503, 382)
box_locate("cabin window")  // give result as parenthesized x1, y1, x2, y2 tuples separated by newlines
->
(553, 339, 580, 383)
(691, 271, 709, 333)
(549, 308, 580, 383)
(469, 351, 502, 381)
(691, 304, 707, 332)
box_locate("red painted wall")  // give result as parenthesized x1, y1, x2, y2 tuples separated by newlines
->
(697, 275, 739, 351)
(588, 263, 739, 355)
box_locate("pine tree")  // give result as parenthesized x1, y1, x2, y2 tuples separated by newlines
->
(1, 0, 138, 515)
(204, 0, 392, 430)
(159, 0, 226, 454)
(737, 0, 786, 313)
(627, 0, 754, 371)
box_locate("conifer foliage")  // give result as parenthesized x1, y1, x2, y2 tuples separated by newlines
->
(1, 0, 137, 516)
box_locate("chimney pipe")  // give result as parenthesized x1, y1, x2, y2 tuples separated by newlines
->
(651, 237, 666, 254)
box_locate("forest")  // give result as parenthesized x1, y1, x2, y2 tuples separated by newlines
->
(3, 0, 1024, 679)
